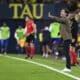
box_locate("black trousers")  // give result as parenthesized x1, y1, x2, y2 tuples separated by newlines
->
(64, 39, 71, 69)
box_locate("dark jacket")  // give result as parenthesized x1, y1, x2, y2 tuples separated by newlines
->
(71, 18, 78, 39)
(42, 28, 50, 42)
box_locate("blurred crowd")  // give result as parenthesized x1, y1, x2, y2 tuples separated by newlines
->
(0, 0, 80, 5)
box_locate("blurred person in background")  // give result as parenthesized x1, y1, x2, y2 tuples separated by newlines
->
(24, 17, 36, 59)
(0, 22, 10, 54)
(15, 25, 26, 55)
(71, 15, 78, 50)
(69, 14, 79, 66)
(70, 44, 79, 66)
(76, 32, 80, 58)
(42, 24, 50, 58)
(49, 22, 61, 60)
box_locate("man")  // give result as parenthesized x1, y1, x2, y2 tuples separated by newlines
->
(0, 22, 10, 54)
(48, 8, 72, 72)
(42, 25, 50, 58)
(24, 17, 36, 59)
(15, 25, 25, 55)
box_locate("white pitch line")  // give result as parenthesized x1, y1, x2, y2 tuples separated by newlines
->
(0, 54, 80, 80)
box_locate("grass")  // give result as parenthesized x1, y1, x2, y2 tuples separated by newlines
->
(0, 53, 80, 80)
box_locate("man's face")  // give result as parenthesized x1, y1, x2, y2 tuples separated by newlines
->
(25, 17, 29, 22)
(19, 26, 22, 29)
(3, 23, 6, 26)
(60, 9, 67, 17)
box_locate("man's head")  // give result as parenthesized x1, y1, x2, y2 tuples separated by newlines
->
(25, 16, 33, 22)
(60, 8, 69, 17)
(3, 22, 7, 26)
(18, 25, 22, 29)
(25, 16, 30, 22)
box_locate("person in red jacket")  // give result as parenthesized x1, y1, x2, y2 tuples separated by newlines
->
(24, 17, 36, 59)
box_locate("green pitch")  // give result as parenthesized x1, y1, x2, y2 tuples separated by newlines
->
(0, 54, 80, 80)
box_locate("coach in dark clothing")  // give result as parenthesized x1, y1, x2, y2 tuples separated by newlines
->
(49, 8, 72, 72)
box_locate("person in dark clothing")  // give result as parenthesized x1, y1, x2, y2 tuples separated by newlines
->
(42, 25, 50, 58)
(48, 8, 72, 72)
(71, 17, 78, 46)
(70, 17, 79, 66)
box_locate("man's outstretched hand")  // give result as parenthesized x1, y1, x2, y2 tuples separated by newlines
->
(48, 12, 54, 19)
